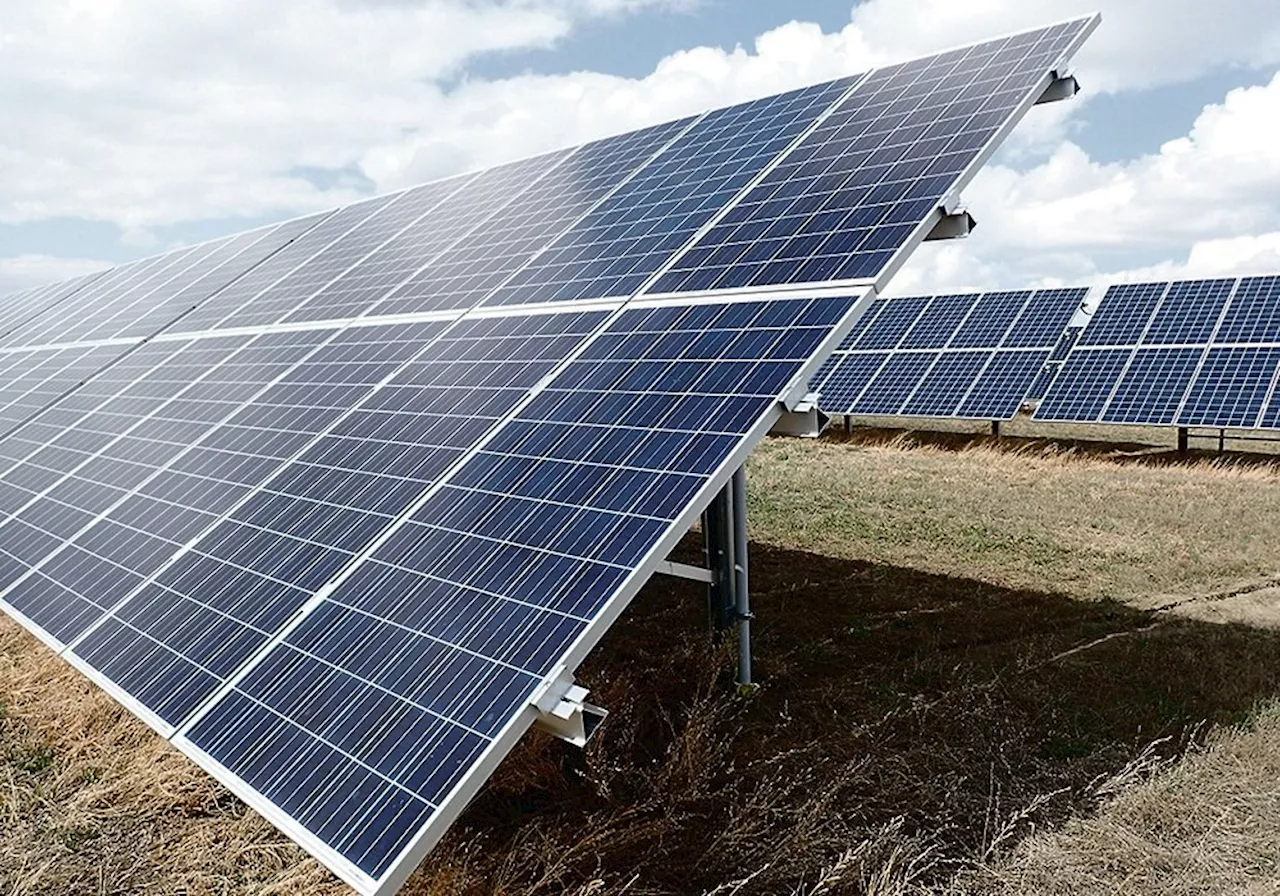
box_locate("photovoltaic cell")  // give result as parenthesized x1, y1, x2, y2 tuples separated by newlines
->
(1004, 288, 1086, 347)
(950, 290, 1031, 348)
(485, 78, 858, 306)
(851, 352, 938, 415)
(899, 293, 980, 349)
(1102, 348, 1202, 425)
(1049, 326, 1082, 361)
(815, 351, 890, 410)
(1141, 278, 1233, 346)
(173, 197, 403, 333)
(0, 271, 107, 341)
(179, 296, 857, 885)
(1034, 348, 1131, 422)
(1215, 276, 1280, 344)
(284, 152, 576, 323)
(853, 296, 929, 349)
(1176, 347, 1280, 428)
(900, 351, 990, 416)
(368, 119, 693, 318)
(956, 349, 1048, 418)
(817, 286, 1081, 419)
(227, 177, 492, 328)
(650, 20, 1091, 293)
(69, 312, 607, 730)
(1075, 282, 1166, 347)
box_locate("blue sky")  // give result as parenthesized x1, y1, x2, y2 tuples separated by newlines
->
(2, 0, 1279, 294)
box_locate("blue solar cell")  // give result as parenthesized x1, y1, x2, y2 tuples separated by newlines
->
(1076, 282, 1166, 347)
(366, 119, 693, 318)
(0, 271, 107, 343)
(816, 352, 891, 412)
(484, 78, 857, 306)
(898, 293, 980, 349)
(1177, 347, 1280, 428)
(1034, 348, 1131, 422)
(181, 296, 858, 883)
(0, 344, 131, 436)
(852, 352, 938, 415)
(957, 350, 1050, 419)
(172, 197, 402, 333)
(232, 173, 498, 327)
(853, 296, 929, 349)
(1101, 348, 1203, 425)
(1003, 288, 1086, 348)
(651, 19, 1094, 293)
(69, 312, 607, 728)
(900, 351, 990, 416)
(1215, 276, 1280, 344)
(950, 290, 1031, 348)
(284, 151, 582, 323)
(1142, 279, 1233, 345)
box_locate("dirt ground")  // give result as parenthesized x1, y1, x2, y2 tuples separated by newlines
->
(3, 432, 1280, 895)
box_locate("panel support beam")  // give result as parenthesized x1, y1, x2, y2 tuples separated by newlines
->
(701, 467, 754, 688)
(924, 209, 977, 242)
(532, 669, 607, 748)
(1036, 72, 1081, 105)
(771, 392, 829, 438)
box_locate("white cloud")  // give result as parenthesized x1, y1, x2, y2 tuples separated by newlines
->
(0, 254, 110, 294)
(1, 0, 1279, 293)
(893, 71, 1280, 293)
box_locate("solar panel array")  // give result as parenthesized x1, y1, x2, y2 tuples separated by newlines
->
(1036, 274, 1280, 428)
(813, 287, 1086, 419)
(0, 17, 1096, 896)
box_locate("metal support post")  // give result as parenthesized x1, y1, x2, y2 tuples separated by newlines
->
(702, 483, 735, 634)
(844, 415, 852, 435)
(991, 420, 1001, 440)
(732, 467, 752, 689)
(1177, 426, 1189, 456)
(1219, 429, 1226, 454)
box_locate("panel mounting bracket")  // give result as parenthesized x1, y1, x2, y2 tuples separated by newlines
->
(925, 208, 977, 241)
(1036, 71, 1080, 105)
(770, 391, 829, 438)
(531, 668, 607, 748)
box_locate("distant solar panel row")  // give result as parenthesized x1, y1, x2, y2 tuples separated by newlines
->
(0, 16, 1097, 896)
(1036, 275, 1280, 428)
(813, 286, 1085, 419)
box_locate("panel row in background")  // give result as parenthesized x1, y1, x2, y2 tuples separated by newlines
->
(812, 286, 1086, 420)
(1036, 274, 1280, 428)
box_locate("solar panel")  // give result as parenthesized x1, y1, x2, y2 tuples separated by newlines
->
(1025, 361, 1061, 402)
(1037, 275, 1280, 428)
(817, 286, 1084, 418)
(0, 16, 1099, 895)
(485, 79, 858, 306)
(650, 21, 1093, 293)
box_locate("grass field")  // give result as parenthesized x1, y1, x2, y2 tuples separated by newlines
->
(3, 430, 1280, 894)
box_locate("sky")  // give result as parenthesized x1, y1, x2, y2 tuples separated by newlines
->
(1, 0, 1279, 297)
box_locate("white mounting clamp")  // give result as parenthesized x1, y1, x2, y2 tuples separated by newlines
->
(1036, 71, 1080, 105)
(925, 209, 977, 241)
(770, 391, 830, 438)
(531, 668, 607, 748)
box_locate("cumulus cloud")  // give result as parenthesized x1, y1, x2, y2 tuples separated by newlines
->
(892, 71, 1280, 293)
(1, 0, 1279, 293)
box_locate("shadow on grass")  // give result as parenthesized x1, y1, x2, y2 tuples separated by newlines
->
(409, 542, 1280, 895)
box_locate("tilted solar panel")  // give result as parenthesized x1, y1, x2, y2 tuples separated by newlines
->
(815, 286, 1085, 419)
(1036, 274, 1280, 428)
(0, 15, 1099, 895)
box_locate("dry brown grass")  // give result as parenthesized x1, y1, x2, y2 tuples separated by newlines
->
(956, 702, 1280, 895)
(4, 433, 1280, 895)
